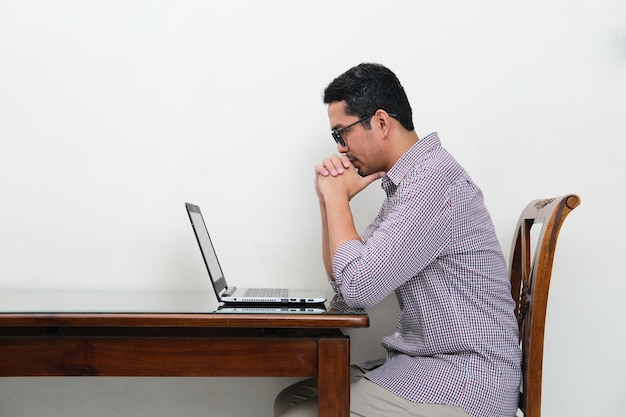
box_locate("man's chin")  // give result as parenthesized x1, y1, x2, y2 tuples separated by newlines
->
(352, 160, 372, 177)
(356, 167, 370, 177)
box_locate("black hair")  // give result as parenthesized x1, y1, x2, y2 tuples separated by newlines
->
(323, 63, 414, 131)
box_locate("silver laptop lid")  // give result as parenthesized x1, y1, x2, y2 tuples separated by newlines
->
(185, 202, 228, 301)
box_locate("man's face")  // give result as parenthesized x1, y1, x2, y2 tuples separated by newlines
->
(327, 101, 384, 177)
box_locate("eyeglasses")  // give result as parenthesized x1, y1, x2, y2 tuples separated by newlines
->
(331, 113, 397, 147)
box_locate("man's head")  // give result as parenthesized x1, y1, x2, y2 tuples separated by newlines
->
(323, 63, 416, 176)
(323, 63, 414, 132)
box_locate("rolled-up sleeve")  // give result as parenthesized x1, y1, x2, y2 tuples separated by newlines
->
(331, 166, 452, 309)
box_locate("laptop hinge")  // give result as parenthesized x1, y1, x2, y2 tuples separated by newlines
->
(222, 286, 237, 297)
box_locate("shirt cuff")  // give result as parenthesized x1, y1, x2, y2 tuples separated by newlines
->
(331, 238, 363, 287)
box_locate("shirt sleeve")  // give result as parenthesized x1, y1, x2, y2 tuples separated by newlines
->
(331, 167, 453, 309)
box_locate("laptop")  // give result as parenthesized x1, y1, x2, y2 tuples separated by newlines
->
(185, 203, 327, 305)
(216, 305, 327, 314)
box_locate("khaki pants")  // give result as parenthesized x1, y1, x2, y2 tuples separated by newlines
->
(274, 367, 470, 417)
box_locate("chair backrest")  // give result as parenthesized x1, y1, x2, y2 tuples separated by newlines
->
(509, 194, 580, 417)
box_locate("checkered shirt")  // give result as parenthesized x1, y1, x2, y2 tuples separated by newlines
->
(331, 132, 522, 417)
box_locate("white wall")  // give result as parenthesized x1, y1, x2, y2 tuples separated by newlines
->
(1, 0, 624, 416)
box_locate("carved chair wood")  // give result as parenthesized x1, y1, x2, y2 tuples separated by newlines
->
(510, 194, 581, 417)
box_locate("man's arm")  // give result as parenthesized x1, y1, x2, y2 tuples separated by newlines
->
(320, 185, 360, 261)
(319, 201, 334, 279)
(315, 156, 384, 280)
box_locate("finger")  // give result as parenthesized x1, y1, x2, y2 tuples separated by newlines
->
(316, 164, 330, 177)
(339, 154, 352, 169)
(329, 155, 346, 173)
(322, 155, 345, 176)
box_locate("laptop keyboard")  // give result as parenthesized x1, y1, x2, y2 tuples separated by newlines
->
(243, 288, 289, 298)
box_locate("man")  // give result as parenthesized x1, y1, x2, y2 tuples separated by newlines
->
(274, 63, 522, 417)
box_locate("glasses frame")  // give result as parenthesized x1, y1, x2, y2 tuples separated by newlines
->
(331, 113, 397, 147)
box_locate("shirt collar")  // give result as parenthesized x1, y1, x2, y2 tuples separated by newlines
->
(382, 132, 442, 194)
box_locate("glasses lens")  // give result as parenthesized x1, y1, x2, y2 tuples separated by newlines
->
(331, 131, 345, 147)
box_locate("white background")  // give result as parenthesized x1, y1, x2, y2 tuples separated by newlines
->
(1, 1, 625, 416)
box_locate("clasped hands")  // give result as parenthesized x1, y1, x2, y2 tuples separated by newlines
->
(315, 154, 385, 203)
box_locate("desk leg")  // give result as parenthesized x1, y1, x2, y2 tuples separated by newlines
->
(317, 336, 350, 417)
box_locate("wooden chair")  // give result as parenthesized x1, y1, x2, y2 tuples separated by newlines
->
(509, 194, 581, 417)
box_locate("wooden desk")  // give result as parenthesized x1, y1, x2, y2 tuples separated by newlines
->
(0, 291, 369, 417)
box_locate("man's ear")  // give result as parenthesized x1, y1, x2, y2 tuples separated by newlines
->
(373, 109, 392, 137)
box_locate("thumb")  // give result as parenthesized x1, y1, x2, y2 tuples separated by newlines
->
(360, 171, 386, 188)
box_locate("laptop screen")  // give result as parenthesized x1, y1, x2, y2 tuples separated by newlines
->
(186, 203, 228, 295)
